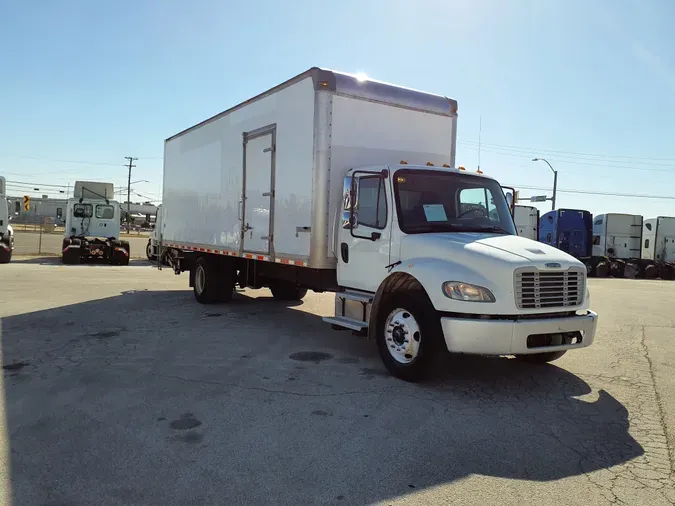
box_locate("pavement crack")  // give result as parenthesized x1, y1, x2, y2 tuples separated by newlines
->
(640, 325, 675, 476)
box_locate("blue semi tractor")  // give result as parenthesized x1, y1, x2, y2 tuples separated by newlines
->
(539, 208, 594, 271)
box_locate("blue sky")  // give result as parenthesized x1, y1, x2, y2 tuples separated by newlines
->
(1, 0, 674, 217)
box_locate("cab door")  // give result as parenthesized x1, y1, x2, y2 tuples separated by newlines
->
(337, 170, 392, 293)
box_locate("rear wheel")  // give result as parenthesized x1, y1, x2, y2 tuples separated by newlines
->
(193, 256, 233, 304)
(111, 241, 130, 266)
(61, 239, 80, 265)
(270, 281, 307, 301)
(375, 291, 446, 382)
(146, 240, 154, 260)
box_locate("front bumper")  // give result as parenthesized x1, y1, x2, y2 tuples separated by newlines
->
(440, 310, 598, 355)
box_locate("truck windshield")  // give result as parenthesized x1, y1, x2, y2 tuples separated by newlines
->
(393, 169, 516, 235)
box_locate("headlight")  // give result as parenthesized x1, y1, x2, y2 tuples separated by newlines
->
(442, 281, 495, 302)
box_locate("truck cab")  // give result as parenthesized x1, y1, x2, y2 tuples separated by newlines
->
(328, 163, 597, 380)
(61, 181, 129, 265)
(0, 176, 13, 263)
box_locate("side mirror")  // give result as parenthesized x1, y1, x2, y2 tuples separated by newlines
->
(342, 211, 358, 229)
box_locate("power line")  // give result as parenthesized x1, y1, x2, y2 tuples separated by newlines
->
(510, 184, 675, 200)
(458, 143, 675, 173)
(0, 153, 123, 167)
(458, 140, 675, 163)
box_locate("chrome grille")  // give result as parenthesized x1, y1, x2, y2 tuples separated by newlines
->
(515, 268, 585, 309)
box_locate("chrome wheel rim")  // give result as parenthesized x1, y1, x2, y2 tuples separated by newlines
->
(384, 308, 421, 364)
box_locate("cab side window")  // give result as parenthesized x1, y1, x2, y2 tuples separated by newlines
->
(357, 176, 387, 229)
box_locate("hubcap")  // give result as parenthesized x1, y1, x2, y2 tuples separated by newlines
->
(195, 265, 206, 295)
(384, 308, 421, 364)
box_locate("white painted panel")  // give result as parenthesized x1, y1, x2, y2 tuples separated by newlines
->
(163, 78, 315, 258)
(327, 95, 455, 263)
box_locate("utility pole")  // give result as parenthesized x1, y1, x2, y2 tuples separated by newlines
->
(124, 156, 138, 233)
(532, 158, 558, 211)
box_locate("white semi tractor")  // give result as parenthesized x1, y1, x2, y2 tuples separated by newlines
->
(513, 205, 539, 240)
(61, 181, 130, 265)
(0, 176, 14, 263)
(146, 204, 169, 264)
(160, 67, 598, 381)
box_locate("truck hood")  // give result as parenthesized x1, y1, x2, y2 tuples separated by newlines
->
(401, 232, 584, 269)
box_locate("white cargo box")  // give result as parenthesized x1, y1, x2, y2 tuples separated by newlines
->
(513, 205, 539, 240)
(592, 213, 643, 259)
(642, 216, 675, 262)
(162, 67, 458, 269)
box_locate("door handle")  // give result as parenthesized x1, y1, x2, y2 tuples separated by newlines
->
(238, 200, 243, 221)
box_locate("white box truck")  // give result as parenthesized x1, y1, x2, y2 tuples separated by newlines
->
(513, 205, 539, 240)
(0, 177, 14, 263)
(161, 67, 597, 381)
(61, 181, 130, 265)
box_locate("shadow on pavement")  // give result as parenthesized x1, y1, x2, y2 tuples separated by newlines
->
(0, 288, 643, 505)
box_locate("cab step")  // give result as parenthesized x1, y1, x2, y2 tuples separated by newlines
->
(322, 315, 368, 332)
(337, 290, 373, 303)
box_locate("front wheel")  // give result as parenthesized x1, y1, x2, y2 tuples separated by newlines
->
(270, 281, 307, 301)
(516, 350, 567, 364)
(375, 292, 445, 382)
(146, 240, 154, 261)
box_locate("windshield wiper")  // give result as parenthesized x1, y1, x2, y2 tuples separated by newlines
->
(468, 225, 512, 234)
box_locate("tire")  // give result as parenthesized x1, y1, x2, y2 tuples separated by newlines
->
(270, 281, 308, 301)
(111, 241, 130, 266)
(0, 240, 11, 264)
(516, 350, 567, 364)
(160, 249, 171, 266)
(375, 291, 446, 382)
(516, 332, 569, 364)
(61, 239, 80, 265)
(193, 256, 233, 304)
(146, 240, 154, 261)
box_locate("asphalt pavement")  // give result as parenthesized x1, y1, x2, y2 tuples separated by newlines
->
(0, 258, 673, 505)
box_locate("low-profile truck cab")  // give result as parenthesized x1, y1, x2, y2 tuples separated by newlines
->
(0, 176, 13, 263)
(160, 67, 598, 381)
(61, 181, 130, 265)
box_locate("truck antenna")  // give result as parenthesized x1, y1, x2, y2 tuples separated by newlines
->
(478, 116, 482, 171)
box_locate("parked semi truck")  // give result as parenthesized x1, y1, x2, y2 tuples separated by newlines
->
(513, 205, 539, 240)
(160, 67, 597, 381)
(146, 204, 170, 264)
(539, 208, 593, 272)
(0, 176, 14, 263)
(61, 181, 130, 265)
